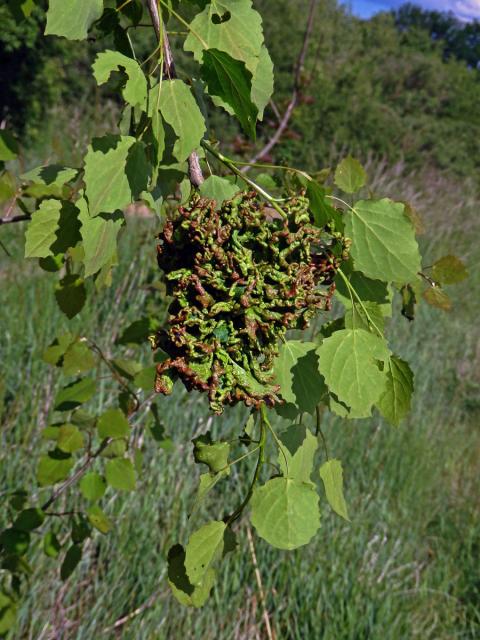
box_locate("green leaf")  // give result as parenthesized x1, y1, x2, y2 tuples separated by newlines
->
(250, 477, 320, 550)
(24, 199, 61, 258)
(43, 531, 61, 558)
(71, 515, 91, 544)
(303, 178, 339, 228)
(319, 459, 349, 521)
(45, 0, 103, 40)
(167, 544, 216, 608)
(376, 355, 414, 426)
(192, 433, 230, 473)
(105, 458, 136, 491)
(87, 505, 111, 534)
(194, 471, 227, 506)
(13, 508, 45, 532)
(184, 521, 226, 587)
(0, 590, 17, 635)
(273, 341, 326, 414)
(133, 365, 156, 391)
(250, 45, 274, 120)
(55, 275, 87, 319)
(334, 156, 367, 193)
(335, 271, 392, 317)
(57, 424, 85, 453)
(151, 80, 205, 163)
(0, 171, 16, 203)
(21, 164, 77, 198)
(431, 255, 468, 285)
(80, 472, 106, 502)
(60, 545, 82, 581)
(185, 0, 264, 80)
(71, 409, 96, 429)
(317, 328, 389, 415)
(423, 286, 452, 311)
(7, 0, 36, 21)
(81, 215, 122, 277)
(198, 175, 240, 205)
(24, 199, 82, 259)
(0, 528, 30, 555)
(62, 341, 95, 376)
(400, 283, 417, 321)
(111, 358, 142, 380)
(117, 316, 160, 345)
(0, 130, 18, 161)
(346, 199, 421, 283)
(93, 50, 147, 108)
(37, 450, 74, 486)
(100, 439, 127, 458)
(201, 49, 258, 139)
(8, 490, 28, 512)
(97, 408, 130, 439)
(344, 302, 385, 333)
(83, 135, 136, 216)
(42, 332, 75, 366)
(54, 377, 96, 411)
(278, 425, 318, 484)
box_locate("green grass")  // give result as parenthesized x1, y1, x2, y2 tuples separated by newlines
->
(1, 169, 479, 639)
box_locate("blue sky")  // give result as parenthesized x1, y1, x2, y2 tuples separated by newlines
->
(342, 0, 480, 21)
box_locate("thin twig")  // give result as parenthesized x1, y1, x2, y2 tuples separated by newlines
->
(0, 214, 30, 225)
(146, 0, 204, 186)
(102, 584, 167, 633)
(246, 525, 274, 640)
(40, 440, 110, 511)
(242, 0, 318, 171)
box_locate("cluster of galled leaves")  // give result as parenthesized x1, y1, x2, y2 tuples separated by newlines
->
(0, 0, 470, 628)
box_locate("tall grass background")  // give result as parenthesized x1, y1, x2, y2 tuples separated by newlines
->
(1, 156, 479, 639)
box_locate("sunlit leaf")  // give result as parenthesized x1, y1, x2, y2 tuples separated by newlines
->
(45, 0, 103, 40)
(201, 49, 258, 139)
(334, 156, 367, 193)
(346, 199, 421, 283)
(376, 355, 414, 426)
(319, 459, 349, 520)
(93, 50, 147, 108)
(250, 477, 320, 550)
(317, 328, 389, 415)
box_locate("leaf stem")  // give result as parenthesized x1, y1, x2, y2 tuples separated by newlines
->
(226, 408, 266, 525)
(337, 267, 384, 338)
(326, 194, 354, 211)
(222, 444, 261, 472)
(201, 141, 288, 219)
(262, 407, 289, 476)
(156, 0, 208, 48)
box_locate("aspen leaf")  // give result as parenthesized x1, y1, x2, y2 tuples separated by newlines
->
(319, 459, 349, 521)
(250, 477, 320, 550)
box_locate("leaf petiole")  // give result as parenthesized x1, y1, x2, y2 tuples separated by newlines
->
(337, 267, 384, 338)
(201, 141, 288, 219)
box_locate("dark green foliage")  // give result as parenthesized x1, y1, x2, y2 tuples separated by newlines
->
(255, 0, 480, 178)
(0, 3, 94, 143)
(393, 3, 480, 67)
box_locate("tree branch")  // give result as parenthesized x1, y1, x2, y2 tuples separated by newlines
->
(146, 0, 204, 187)
(0, 214, 30, 225)
(241, 0, 318, 172)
